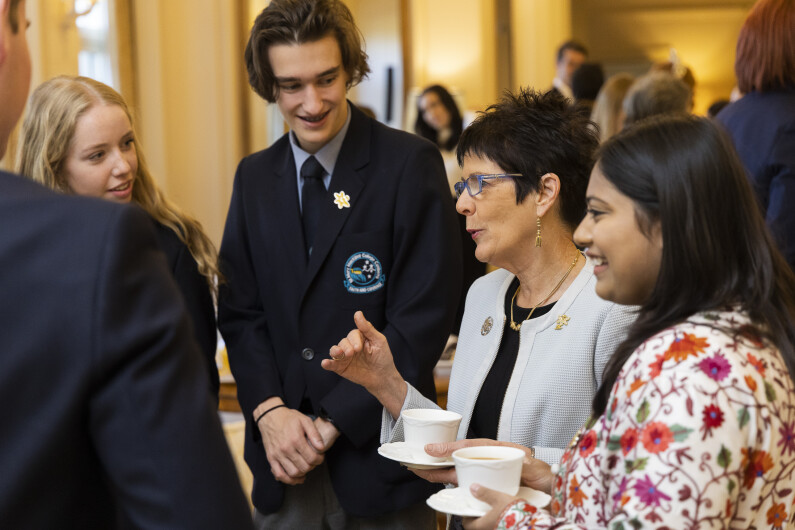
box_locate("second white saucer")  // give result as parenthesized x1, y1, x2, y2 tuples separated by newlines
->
(426, 486, 551, 518)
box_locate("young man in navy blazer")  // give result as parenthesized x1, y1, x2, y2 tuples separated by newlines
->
(0, 1, 252, 527)
(218, 0, 462, 527)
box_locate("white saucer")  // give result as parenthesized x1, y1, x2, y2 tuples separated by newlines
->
(426, 486, 551, 518)
(377, 442, 454, 469)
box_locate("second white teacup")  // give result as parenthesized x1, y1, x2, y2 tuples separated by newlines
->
(452, 446, 525, 509)
(401, 408, 462, 462)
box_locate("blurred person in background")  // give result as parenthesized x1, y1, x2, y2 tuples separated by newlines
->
(550, 40, 588, 101)
(707, 99, 730, 119)
(415, 84, 465, 192)
(570, 62, 604, 113)
(590, 73, 634, 143)
(415, 84, 484, 342)
(622, 71, 691, 128)
(717, 0, 795, 272)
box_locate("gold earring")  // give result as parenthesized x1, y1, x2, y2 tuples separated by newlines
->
(535, 217, 542, 247)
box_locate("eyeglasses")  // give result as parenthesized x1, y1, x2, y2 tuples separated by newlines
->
(454, 174, 522, 199)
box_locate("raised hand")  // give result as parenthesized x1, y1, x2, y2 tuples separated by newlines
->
(321, 311, 407, 417)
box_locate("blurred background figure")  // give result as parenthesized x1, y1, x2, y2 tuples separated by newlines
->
(571, 62, 605, 112)
(706, 99, 730, 119)
(550, 39, 588, 101)
(415, 83, 484, 346)
(650, 48, 696, 109)
(622, 71, 692, 128)
(415, 84, 465, 192)
(716, 0, 795, 272)
(590, 73, 635, 144)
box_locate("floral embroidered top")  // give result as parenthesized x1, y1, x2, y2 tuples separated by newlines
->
(496, 310, 795, 529)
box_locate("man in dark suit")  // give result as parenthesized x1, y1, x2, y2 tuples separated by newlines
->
(218, 0, 462, 527)
(549, 40, 588, 101)
(0, 1, 253, 527)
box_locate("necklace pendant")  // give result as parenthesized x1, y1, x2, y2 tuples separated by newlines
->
(509, 321, 522, 331)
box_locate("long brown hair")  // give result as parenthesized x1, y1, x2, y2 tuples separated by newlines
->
(16, 76, 220, 294)
(591, 115, 795, 417)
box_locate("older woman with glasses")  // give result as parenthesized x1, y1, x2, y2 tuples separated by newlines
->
(322, 89, 635, 477)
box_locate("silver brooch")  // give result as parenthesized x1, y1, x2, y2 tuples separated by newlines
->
(481, 316, 494, 336)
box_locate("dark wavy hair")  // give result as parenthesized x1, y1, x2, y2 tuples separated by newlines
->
(735, 0, 795, 93)
(456, 88, 598, 230)
(245, 0, 370, 102)
(414, 85, 464, 151)
(591, 114, 795, 417)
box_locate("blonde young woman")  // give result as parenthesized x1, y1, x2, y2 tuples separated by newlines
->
(17, 75, 221, 399)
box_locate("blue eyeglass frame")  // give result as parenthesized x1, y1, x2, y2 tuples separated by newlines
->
(454, 173, 523, 198)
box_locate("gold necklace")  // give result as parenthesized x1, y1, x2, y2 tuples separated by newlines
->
(509, 251, 580, 331)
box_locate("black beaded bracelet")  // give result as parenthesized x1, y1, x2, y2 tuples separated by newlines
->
(255, 404, 286, 425)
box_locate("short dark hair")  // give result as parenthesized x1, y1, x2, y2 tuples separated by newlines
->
(414, 85, 464, 151)
(706, 99, 730, 119)
(591, 114, 795, 417)
(571, 62, 604, 101)
(244, 0, 370, 102)
(8, 0, 22, 33)
(556, 40, 588, 63)
(735, 0, 795, 93)
(456, 88, 598, 230)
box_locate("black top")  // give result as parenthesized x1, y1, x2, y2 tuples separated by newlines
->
(154, 222, 220, 399)
(469, 277, 553, 439)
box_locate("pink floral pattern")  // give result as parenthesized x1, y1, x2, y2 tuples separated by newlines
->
(497, 310, 795, 529)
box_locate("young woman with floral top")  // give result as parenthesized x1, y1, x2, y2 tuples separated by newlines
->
(462, 115, 795, 529)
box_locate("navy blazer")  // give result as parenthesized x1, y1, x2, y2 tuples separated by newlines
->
(0, 172, 252, 529)
(717, 90, 795, 270)
(219, 103, 462, 516)
(154, 222, 219, 398)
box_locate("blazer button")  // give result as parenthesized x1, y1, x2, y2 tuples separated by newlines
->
(301, 348, 315, 360)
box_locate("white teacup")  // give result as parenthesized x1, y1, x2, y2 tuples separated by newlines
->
(401, 408, 462, 462)
(452, 446, 525, 509)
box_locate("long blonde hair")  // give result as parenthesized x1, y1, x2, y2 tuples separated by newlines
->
(590, 73, 634, 144)
(17, 76, 220, 293)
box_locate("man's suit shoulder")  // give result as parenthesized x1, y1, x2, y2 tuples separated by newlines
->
(0, 170, 157, 251)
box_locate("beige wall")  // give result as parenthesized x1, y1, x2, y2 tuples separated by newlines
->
(407, 0, 498, 114)
(511, 0, 573, 93)
(132, 0, 247, 245)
